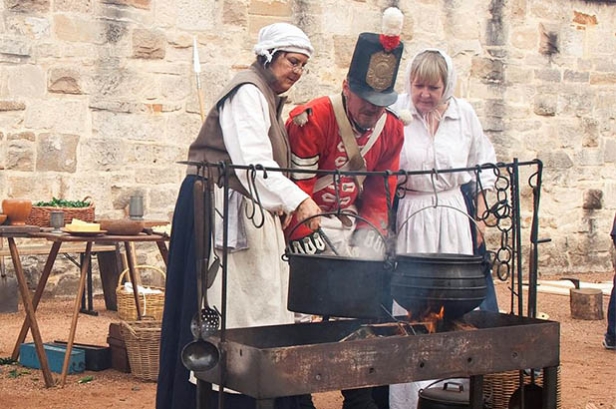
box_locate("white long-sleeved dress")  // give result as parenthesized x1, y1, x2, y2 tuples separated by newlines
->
(209, 83, 309, 330)
(393, 95, 496, 256)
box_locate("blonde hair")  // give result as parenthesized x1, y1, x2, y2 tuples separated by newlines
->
(410, 50, 448, 86)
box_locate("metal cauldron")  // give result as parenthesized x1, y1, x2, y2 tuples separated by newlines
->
(391, 253, 487, 320)
(286, 252, 392, 319)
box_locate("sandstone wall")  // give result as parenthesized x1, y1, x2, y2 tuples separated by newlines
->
(0, 0, 615, 295)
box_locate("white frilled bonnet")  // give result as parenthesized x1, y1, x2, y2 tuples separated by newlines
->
(253, 22, 314, 63)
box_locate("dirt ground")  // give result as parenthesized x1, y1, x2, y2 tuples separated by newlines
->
(0, 273, 614, 409)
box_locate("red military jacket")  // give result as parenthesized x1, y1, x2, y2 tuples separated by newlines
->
(285, 95, 404, 241)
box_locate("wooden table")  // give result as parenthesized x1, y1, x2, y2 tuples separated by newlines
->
(0, 226, 54, 387)
(0, 240, 119, 315)
(5, 229, 169, 387)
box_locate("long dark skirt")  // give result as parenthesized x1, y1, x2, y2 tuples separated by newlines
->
(156, 175, 304, 409)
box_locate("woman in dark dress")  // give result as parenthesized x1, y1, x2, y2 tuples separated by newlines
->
(156, 22, 321, 409)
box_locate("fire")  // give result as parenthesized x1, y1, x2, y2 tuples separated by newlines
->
(407, 306, 445, 334)
(339, 305, 480, 343)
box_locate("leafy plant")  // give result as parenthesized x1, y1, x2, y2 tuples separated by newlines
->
(8, 368, 29, 378)
(0, 357, 16, 365)
(34, 197, 91, 208)
(78, 375, 94, 384)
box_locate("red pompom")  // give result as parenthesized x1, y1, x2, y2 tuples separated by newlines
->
(379, 34, 400, 52)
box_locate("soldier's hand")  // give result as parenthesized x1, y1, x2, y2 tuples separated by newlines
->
(295, 198, 321, 231)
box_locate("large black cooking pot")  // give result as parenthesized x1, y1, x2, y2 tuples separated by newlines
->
(286, 253, 392, 319)
(391, 253, 487, 320)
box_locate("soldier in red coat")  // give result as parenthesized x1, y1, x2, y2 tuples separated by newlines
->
(285, 91, 404, 251)
(284, 7, 406, 409)
(285, 9, 405, 260)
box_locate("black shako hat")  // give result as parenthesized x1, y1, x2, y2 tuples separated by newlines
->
(346, 31, 404, 107)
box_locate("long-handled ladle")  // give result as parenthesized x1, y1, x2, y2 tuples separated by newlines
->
(181, 179, 219, 372)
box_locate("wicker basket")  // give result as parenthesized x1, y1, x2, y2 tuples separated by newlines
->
(120, 320, 161, 382)
(116, 265, 166, 321)
(483, 368, 561, 409)
(26, 197, 95, 227)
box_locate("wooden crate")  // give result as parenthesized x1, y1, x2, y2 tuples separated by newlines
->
(107, 323, 131, 373)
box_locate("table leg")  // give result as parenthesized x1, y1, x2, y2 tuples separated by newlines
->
(79, 252, 98, 316)
(12, 241, 61, 360)
(7, 238, 55, 387)
(60, 241, 92, 387)
(124, 241, 143, 320)
(156, 240, 169, 267)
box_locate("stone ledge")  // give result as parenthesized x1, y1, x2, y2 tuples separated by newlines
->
(0, 101, 26, 111)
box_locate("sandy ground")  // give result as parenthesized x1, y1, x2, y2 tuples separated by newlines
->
(0, 273, 615, 409)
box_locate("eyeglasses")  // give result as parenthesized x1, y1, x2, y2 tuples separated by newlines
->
(284, 55, 309, 74)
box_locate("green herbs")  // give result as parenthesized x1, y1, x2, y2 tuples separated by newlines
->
(78, 375, 94, 384)
(34, 198, 91, 208)
(8, 368, 30, 378)
(0, 357, 16, 365)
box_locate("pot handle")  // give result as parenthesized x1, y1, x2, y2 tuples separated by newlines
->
(286, 210, 385, 241)
(282, 210, 395, 264)
(419, 379, 466, 393)
(397, 203, 486, 244)
(442, 381, 465, 392)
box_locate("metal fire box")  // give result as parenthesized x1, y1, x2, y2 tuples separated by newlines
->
(195, 311, 560, 400)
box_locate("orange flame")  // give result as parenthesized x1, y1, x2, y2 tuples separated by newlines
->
(407, 306, 445, 334)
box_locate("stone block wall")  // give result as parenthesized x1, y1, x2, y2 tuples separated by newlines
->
(0, 0, 615, 293)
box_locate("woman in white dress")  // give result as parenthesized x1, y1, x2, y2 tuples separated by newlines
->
(389, 49, 496, 409)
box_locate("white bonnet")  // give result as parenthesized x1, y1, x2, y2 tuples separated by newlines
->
(253, 22, 314, 63)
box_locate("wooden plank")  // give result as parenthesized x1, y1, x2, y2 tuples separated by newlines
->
(0, 225, 41, 235)
(143, 220, 170, 228)
(538, 279, 612, 292)
(0, 243, 116, 257)
(535, 283, 612, 296)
